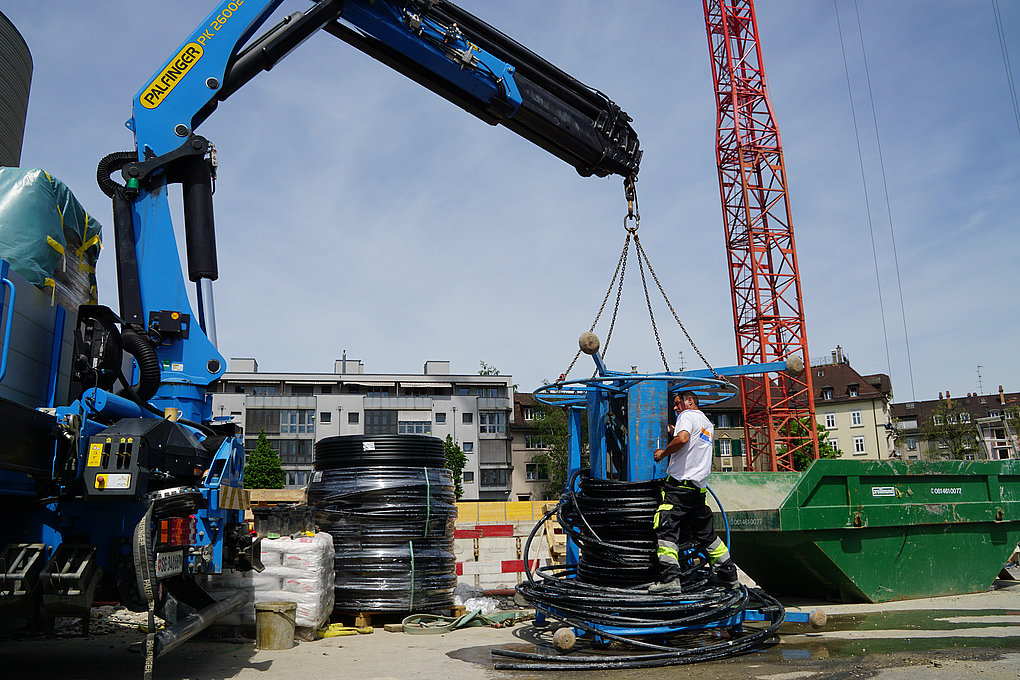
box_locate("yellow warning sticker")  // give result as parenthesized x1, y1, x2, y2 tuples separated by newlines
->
(87, 443, 103, 467)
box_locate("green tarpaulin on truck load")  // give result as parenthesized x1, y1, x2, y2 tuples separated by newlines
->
(0, 167, 102, 310)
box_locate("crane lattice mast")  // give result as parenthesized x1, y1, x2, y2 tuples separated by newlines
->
(703, 0, 819, 471)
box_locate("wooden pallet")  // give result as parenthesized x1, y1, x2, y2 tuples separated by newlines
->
(543, 503, 567, 563)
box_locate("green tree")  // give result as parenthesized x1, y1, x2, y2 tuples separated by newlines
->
(478, 361, 500, 376)
(243, 429, 285, 489)
(781, 417, 841, 472)
(444, 435, 467, 500)
(528, 402, 587, 498)
(922, 400, 981, 459)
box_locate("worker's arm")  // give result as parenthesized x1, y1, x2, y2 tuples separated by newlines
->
(654, 430, 690, 462)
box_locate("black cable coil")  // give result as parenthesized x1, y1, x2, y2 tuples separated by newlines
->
(308, 435, 456, 613)
(495, 470, 785, 670)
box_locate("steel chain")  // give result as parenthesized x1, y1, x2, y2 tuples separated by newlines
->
(561, 232, 632, 380)
(634, 237, 730, 385)
(634, 234, 669, 372)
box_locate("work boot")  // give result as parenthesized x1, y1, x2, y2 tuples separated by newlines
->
(647, 578, 684, 595)
(708, 562, 740, 590)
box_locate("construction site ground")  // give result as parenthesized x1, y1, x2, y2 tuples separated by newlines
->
(3, 580, 1020, 680)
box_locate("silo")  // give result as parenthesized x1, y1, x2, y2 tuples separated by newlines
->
(0, 11, 32, 167)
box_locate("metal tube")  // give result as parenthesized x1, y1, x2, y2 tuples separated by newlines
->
(196, 278, 218, 348)
(154, 590, 247, 658)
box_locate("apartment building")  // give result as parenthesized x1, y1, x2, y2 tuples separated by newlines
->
(890, 386, 1019, 460)
(210, 358, 514, 500)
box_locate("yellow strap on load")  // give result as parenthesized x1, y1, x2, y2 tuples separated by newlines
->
(76, 232, 101, 259)
(46, 236, 66, 273)
(43, 278, 56, 306)
(46, 236, 65, 256)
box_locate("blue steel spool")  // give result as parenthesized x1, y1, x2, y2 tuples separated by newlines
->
(530, 359, 802, 645)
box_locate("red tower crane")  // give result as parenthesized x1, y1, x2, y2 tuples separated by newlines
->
(702, 0, 819, 471)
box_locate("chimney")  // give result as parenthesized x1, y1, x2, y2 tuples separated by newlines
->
(1001, 385, 1006, 405)
(939, 392, 943, 400)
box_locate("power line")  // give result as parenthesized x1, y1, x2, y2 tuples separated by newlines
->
(992, 0, 1020, 138)
(833, 0, 892, 381)
(853, 0, 916, 402)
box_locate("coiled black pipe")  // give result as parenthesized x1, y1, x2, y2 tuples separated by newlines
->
(498, 471, 785, 670)
(309, 435, 456, 613)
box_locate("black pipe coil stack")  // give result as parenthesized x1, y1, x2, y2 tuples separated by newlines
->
(308, 435, 456, 613)
(498, 471, 785, 670)
(556, 475, 661, 587)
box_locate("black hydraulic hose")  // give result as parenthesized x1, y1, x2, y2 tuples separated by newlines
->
(97, 150, 136, 198)
(119, 328, 160, 402)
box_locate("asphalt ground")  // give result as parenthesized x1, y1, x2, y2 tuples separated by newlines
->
(3, 581, 1020, 680)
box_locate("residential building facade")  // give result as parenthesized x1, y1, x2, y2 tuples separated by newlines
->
(810, 358, 894, 461)
(211, 358, 514, 500)
(509, 393, 555, 501)
(705, 348, 894, 467)
(890, 386, 1019, 460)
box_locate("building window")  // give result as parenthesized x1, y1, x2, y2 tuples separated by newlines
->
(933, 415, 944, 426)
(853, 436, 866, 455)
(906, 437, 917, 451)
(365, 410, 397, 434)
(366, 386, 391, 397)
(830, 438, 839, 452)
(319, 412, 331, 424)
(462, 442, 474, 453)
(462, 412, 473, 424)
(947, 414, 957, 424)
(851, 411, 862, 427)
(718, 439, 732, 456)
(824, 413, 836, 429)
(280, 410, 315, 434)
(290, 385, 313, 395)
(252, 386, 276, 396)
(278, 439, 313, 465)
(525, 463, 548, 481)
(848, 384, 859, 398)
(246, 408, 281, 435)
(463, 471, 475, 483)
(457, 387, 472, 396)
(348, 412, 360, 424)
(398, 420, 432, 435)
(480, 468, 510, 488)
(959, 412, 970, 423)
(523, 406, 535, 421)
(525, 435, 547, 449)
(479, 387, 503, 398)
(435, 412, 446, 424)
(479, 411, 506, 434)
(821, 387, 833, 401)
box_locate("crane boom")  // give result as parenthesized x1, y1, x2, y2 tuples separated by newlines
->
(703, 0, 818, 471)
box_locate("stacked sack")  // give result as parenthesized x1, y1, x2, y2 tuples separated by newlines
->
(203, 532, 335, 630)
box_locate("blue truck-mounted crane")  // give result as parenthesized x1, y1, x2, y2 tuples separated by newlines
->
(0, 0, 641, 671)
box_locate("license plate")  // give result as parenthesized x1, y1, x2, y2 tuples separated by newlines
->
(155, 550, 184, 578)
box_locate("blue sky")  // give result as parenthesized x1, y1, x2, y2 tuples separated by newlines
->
(5, 1, 1019, 402)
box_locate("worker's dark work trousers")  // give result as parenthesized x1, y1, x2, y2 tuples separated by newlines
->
(653, 478, 732, 582)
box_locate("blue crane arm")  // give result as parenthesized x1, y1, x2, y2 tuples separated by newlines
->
(96, 0, 641, 428)
(130, 0, 641, 178)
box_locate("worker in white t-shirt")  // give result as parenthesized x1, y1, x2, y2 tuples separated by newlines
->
(648, 391, 739, 594)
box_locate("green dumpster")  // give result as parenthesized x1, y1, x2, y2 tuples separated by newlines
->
(708, 459, 1020, 603)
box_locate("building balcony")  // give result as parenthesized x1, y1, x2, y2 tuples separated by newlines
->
(477, 397, 511, 411)
(246, 396, 317, 408)
(363, 396, 433, 410)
